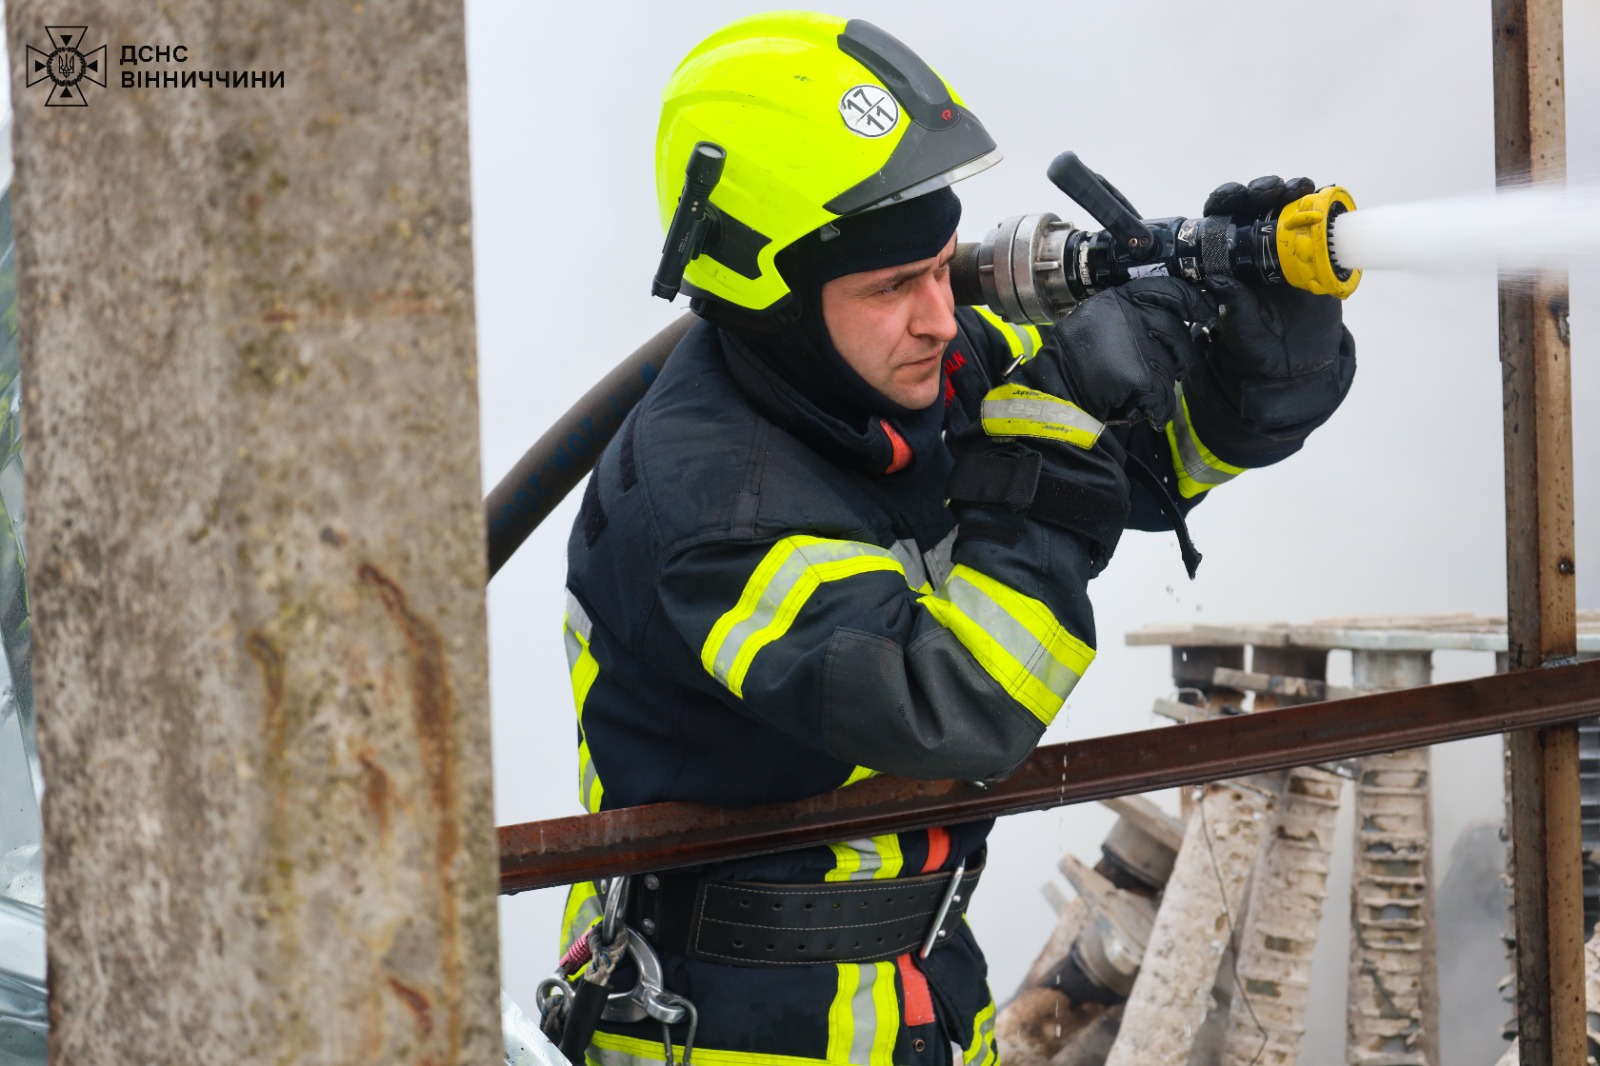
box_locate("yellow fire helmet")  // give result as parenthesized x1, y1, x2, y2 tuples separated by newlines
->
(657, 12, 1001, 315)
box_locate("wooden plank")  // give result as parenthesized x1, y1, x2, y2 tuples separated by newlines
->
(1491, 1, 1584, 1063)
(1131, 617, 1600, 654)
(1212, 667, 1359, 703)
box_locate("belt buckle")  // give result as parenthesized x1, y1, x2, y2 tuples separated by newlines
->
(919, 858, 967, 959)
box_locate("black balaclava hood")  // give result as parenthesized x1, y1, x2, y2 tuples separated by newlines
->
(711, 186, 962, 473)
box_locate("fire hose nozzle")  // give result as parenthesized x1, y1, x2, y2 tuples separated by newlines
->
(1275, 184, 1361, 298)
(952, 152, 1361, 326)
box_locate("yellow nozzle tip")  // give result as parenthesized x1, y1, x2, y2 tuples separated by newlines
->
(1274, 186, 1360, 299)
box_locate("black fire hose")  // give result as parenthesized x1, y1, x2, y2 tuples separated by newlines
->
(484, 313, 696, 578)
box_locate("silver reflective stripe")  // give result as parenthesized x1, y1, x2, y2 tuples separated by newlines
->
(942, 572, 1083, 698)
(965, 1000, 998, 1064)
(579, 757, 600, 811)
(562, 626, 583, 671)
(980, 394, 1102, 440)
(830, 837, 898, 881)
(892, 538, 928, 588)
(849, 964, 883, 1065)
(1015, 322, 1038, 361)
(923, 527, 958, 589)
(1171, 384, 1237, 487)
(589, 1042, 665, 1066)
(706, 540, 898, 686)
(565, 590, 594, 641)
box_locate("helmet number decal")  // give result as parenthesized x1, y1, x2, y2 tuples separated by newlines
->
(839, 84, 899, 138)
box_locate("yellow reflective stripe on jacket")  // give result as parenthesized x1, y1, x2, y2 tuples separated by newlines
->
(919, 564, 1094, 726)
(841, 765, 880, 788)
(1165, 382, 1247, 498)
(701, 536, 904, 698)
(964, 999, 999, 1065)
(565, 594, 604, 813)
(826, 961, 900, 1065)
(559, 881, 603, 957)
(825, 835, 905, 882)
(980, 382, 1104, 449)
(588, 1029, 842, 1066)
(973, 304, 1043, 364)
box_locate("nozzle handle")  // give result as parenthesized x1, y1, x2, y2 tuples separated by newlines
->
(652, 142, 727, 301)
(1047, 151, 1156, 259)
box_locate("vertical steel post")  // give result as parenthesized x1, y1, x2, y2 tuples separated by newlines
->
(5, 2, 501, 1062)
(1491, 1, 1584, 1063)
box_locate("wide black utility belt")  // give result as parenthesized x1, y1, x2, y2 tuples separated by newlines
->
(627, 856, 984, 967)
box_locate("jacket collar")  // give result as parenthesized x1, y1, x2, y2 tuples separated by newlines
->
(716, 326, 946, 477)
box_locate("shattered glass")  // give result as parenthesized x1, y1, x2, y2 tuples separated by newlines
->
(0, 116, 45, 1066)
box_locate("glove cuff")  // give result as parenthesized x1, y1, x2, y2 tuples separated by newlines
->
(1183, 326, 1356, 468)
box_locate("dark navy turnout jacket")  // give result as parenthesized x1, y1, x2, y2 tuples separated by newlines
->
(553, 302, 1269, 1066)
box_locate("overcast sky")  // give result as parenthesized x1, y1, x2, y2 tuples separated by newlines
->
(465, 2, 1599, 1058)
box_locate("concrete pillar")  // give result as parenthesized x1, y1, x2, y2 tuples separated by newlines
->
(1222, 647, 1341, 1066)
(1346, 651, 1438, 1066)
(6, 2, 499, 1062)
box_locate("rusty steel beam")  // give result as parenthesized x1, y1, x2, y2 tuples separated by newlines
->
(1492, 1, 1584, 1063)
(500, 658, 1600, 894)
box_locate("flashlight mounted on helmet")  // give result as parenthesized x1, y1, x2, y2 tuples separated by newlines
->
(951, 151, 1361, 327)
(652, 141, 728, 302)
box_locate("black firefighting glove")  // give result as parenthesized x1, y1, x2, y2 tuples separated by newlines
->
(1041, 276, 1216, 427)
(1186, 176, 1357, 467)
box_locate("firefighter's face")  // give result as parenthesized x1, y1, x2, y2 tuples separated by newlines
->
(821, 234, 959, 410)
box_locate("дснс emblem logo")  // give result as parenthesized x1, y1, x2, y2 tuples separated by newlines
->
(26, 26, 106, 107)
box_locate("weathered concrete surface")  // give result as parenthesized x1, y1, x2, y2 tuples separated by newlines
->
(1222, 648, 1340, 1066)
(1104, 776, 1281, 1066)
(1346, 653, 1438, 1066)
(1220, 767, 1341, 1066)
(5, 2, 499, 1062)
(995, 987, 1110, 1066)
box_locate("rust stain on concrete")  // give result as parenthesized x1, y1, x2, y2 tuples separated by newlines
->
(360, 561, 464, 1060)
(258, 289, 445, 328)
(387, 974, 435, 1039)
(357, 748, 392, 840)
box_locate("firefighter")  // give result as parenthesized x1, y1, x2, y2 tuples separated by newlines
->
(557, 12, 1354, 1065)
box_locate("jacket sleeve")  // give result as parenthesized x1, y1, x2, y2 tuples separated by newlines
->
(656, 515, 1101, 783)
(960, 306, 1198, 534)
